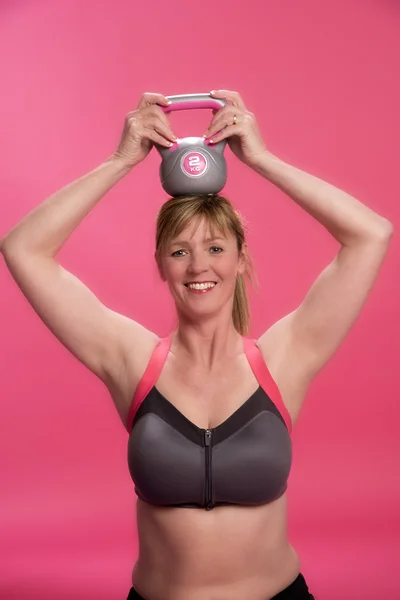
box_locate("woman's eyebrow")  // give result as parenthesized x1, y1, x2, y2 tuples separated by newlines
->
(170, 236, 226, 246)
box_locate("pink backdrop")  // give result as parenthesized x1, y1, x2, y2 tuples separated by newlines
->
(0, 1, 399, 599)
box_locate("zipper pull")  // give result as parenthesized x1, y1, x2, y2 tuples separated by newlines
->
(205, 429, 212, 445)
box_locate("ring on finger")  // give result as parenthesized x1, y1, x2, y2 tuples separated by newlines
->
(232, 114, 237, 125)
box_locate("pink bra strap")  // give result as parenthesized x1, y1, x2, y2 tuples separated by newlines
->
(126, 335, 172, 432)
(242, 337, 292, 434)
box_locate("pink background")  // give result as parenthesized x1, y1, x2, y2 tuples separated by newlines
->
(0, 1, 399, 599)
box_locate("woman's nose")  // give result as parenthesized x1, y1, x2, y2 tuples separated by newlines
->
(187, 252, 209, 274)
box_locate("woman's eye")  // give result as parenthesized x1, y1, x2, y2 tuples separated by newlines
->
(171, 247, 223, 257)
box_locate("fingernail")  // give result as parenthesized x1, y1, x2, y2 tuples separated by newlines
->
(167, 100, 172, 105)
(210, 90, 216, 95)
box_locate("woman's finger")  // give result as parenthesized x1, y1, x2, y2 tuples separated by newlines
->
(210, 90, 247, 111)
(146, 129, 175, 148)
(137, 92, 171, 110)
(155, 109, 177, 138)
(144, 117, 177, 142)
(126, 100, 169, 122)
(207, 104, 235, 125)
(204, 109, 243, 139)
(203, 105, 233, 134)
(205, 123, 241, 145)
(139, 106, 177, 140)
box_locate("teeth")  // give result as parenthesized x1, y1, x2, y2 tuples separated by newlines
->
(187, 282, 216, 290)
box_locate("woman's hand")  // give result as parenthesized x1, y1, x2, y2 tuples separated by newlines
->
(203, 90, 268, 169)
(112, 93, 177, 169)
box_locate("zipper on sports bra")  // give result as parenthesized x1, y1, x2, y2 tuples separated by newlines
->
(204, 429, 213, 510)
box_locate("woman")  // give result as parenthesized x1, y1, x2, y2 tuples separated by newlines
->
(0, 90, 393, 600)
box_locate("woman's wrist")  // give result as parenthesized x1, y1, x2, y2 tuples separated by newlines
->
(106, 153, 137, 177)
(249, 151, 281, 178)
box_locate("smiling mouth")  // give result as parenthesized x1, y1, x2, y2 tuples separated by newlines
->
(184, 282, 217, 287)
(184, 282, 218, 293)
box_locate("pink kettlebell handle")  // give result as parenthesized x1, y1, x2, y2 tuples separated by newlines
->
(162, 93, 227, 113)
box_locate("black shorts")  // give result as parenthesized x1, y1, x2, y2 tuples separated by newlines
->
(126, 572, 314, 599)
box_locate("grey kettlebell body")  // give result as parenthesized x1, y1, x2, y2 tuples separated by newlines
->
(156, 93, 228, 197)
(157, 136, 227, 197)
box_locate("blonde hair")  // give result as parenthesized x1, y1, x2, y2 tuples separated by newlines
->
(155, 194, 258, 336)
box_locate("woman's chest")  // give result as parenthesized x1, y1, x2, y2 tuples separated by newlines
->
(109, 339, 306, 430)
(155, 357, 260, 430)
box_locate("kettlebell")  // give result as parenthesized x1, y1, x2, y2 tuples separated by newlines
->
(156, 93, 228, 197)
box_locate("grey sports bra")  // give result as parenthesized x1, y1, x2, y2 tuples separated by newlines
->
(126, 335, 292, 511)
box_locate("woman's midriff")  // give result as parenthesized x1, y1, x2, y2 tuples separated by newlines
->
(131, 493, 301, 600)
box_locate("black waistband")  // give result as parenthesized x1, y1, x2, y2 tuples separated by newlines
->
(127, 572, 314, 599)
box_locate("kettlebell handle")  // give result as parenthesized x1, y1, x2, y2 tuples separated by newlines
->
(156, 93, 228, 196)
(162, 93, 227, 113)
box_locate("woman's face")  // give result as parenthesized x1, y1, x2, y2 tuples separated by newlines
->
(158, 218, 247, 321)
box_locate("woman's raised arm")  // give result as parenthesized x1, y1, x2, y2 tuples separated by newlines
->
(0, 93, 176, 387)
